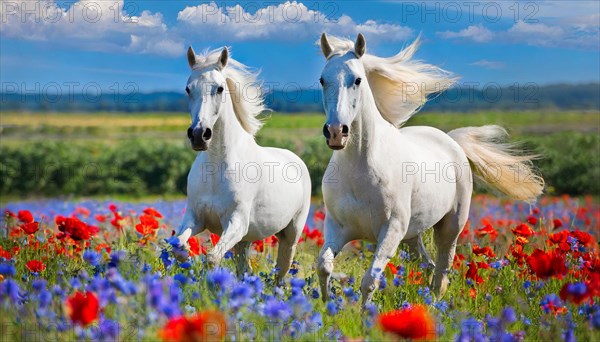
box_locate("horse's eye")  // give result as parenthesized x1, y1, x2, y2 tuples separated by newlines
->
(319, 77, 324, 86)
(217, 86, 224, 94)
(354, 78, 362, 86)
(185, 86, 190, 95)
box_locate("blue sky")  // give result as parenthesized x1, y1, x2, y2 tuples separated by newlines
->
(1, 1, 599, 92)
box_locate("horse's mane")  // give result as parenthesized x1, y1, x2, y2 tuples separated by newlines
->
(192, 49, 265, 135)
(323, 35, 458, 127)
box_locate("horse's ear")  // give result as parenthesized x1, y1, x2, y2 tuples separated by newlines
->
(218, 47, 229, 70)
(320, 33, 332, 59)
(354, 33, 366, 58)
(187, 46, 197, 69)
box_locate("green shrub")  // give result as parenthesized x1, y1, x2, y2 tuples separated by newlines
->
(0, 132, 597, 198)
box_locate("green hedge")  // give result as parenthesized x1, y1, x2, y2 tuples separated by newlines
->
(0, 133, 597, 198)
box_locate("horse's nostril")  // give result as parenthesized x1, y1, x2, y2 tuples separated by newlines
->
(341, 125, 349, 135)
(202, 128, 212, 141)
(187, 128, 194, 140)
(323, 124, 331, 139)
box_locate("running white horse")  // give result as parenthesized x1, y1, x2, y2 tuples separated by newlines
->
(316, 33, 544, 304)
(175, 46, 311, 282)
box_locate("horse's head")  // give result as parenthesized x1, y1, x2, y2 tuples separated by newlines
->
(319, 33, 367, 150)
(185, 46, 230, 151)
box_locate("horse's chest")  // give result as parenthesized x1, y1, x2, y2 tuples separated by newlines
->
(325, 171, 391, 237)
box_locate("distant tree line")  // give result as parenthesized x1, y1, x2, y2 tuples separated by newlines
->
(1, 83, 598, 113)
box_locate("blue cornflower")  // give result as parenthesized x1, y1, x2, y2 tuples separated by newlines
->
(32, 279, 47, 292)
(434, 300, 449, 314)
(393, 276, 404, 287)
(326, 301, 338, 316)
(180, 262, 192, 269)
(311, 288, 320, 299)
(501, 307, 516, 324)
(288, 268, 299, 276)
(263, 299, 292, 321)
(108, 250, 126, 268)
(160, 249, 173, 269)
(242, 275, 263, 295)
(379, 277, 387, 290)
(174, 273, 189, 286)
(207, 268, 235, 291)
(69, 277, 82, 289)
(456, 317, 485, 342)
(230, 282, 254, 309)
(0, 263, 16, 277)
(224, 251, 233, 259)
(83, 250, 101, 267)
(0, 279, 22, 303)
(418, 286, 433, 305)
(290, 278, 305, 289)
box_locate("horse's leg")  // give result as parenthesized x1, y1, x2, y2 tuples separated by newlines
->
(274, 220, 302, 284)
(207, 212, 248, 268)
(233, 241, 251, 278)
(360, 218, 406, 307)
(173, 207, 202, 262)
(432, 203, 469, 297)
(403, 235, 435, 268)
(318, 217, 350, 302)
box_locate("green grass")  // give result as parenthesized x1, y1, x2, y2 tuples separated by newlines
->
(1, 111, 598, 147)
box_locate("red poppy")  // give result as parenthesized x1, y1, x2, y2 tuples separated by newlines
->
(20, 222, 39, 235)
(475, 221, 498, 241)
(264, 235, 279, 247)
(409, 270, 423, 285)
(559, 282, 590, 305)
(303, 225, 324, 246)
(526, 215, 538, 225)
(472, 246, 495, 258)
(135, 214, 159, 236)
(56, 216, 93, 241)
(570, 230, 593, 246)
(17, 210, 34, 224)
(210, 233, 220, 246)
(25, 259, 46, 273)
(386, 262, 398, 275)
(512, 223, 535, 237)
(95, 214, 106, 223)
(253, 239, 265, 253)
(314, 210, 325, 222)
(189, 236, 202, 256)
(74, 207, 90, 217)
(0, 246, 11, 260)
(65, 291, 100, 327)
(526, 249, 568, 279)
(553, 218, 563, 229)
(466, 261, 484, 284)
(453, 254, 465, 269)
(159, 310, 226, 342)
(143, 207, 163, 218)
(378, 305, 436, 340)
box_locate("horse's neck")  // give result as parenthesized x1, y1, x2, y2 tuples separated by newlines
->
(207, 100, 255, 161)
(343, 86, 389, 159)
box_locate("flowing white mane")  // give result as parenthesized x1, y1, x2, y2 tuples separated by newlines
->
(191, 49, 265, 135)
(323, 35, 458, 127)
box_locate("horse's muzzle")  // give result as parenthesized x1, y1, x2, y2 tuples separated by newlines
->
(188, 126, 212, 151)
(323, 124, 349, 150)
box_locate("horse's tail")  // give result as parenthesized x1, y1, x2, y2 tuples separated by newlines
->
(448, 125, 544, 202)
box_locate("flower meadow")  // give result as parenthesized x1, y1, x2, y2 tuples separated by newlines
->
(1, 195, 599, 341)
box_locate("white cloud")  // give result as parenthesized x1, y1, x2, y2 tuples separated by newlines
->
(470, 59, 505, 69)
(1, 1, 413, 57)
(176, 1, 413, 43)
(437, 7, 600, 50)
(0, 0, 183, 57)
(437, 25, 494, 43)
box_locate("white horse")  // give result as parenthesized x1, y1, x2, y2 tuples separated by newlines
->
(316, 33, 544, 304)
(175, 46, 311, 282)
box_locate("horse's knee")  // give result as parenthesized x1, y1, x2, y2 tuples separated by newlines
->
(317, 246, 336, 276)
